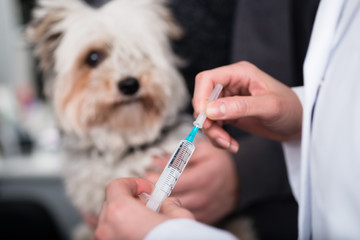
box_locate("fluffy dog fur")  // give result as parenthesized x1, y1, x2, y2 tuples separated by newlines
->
(27, 0, 195, 235)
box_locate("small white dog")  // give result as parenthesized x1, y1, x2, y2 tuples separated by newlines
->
(27, 0, 195, 237)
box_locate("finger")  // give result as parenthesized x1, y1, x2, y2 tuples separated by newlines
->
(153, 155, 169, 169)
(172, 153, 215, 194)
(203, 124, 239, 153)
(193, 62, 255, 115)
(94, 224, 114, 240)
(97, 202, 107, 225)
(147, 155, 168, 174)
(144, 171, 160, 184)
(171, 166, 200, 194)
(183, 141, 209, 167)
(201, 118, 212, 130)
(105, 178, 154, 201)
(171, 191, 204, 211)
(201, 117, 224, 131)
(160, 197, 194, 219)
(206, 94, 280, 121)
(80, 211, 98, 229)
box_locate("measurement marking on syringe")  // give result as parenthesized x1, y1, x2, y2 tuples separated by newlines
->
(145, 84, 223, 212)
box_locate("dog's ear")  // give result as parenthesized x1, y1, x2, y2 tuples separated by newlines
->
(155, 0, 184, 40)
(26, 0, 82, 75)
(164, 12, 183, 40)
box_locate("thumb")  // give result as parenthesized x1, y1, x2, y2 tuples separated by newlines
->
(206, 95, 277, 120)
(160, 197, 194, 219)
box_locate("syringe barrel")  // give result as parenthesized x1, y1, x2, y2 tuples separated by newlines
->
(146, 140, 195, 212)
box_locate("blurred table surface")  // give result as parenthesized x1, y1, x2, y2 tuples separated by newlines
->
(0, 150, 62, 179)
(0, 151, 81, 240)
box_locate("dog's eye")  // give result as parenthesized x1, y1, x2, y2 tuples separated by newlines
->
(85, 51, 104, 68)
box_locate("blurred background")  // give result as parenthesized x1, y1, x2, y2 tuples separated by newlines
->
(0, 0, 236, 239)
(0, 0, 81, 239)
(1, 0, 317, 238)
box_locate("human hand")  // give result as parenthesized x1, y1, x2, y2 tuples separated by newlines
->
(94, 178, 194, 240)
(80, 211, 98, 229)
(146, 139, 238, 224)
(193, 61, 302, 150)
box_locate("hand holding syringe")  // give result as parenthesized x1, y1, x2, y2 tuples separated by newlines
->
(146, 84, 223, 212)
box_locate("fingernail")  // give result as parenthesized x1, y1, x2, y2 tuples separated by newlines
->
(202, 119, 211, 129)
(216, 138, 230, 149)
(230, 143, 239, 153)
(206, 102, 226, 118)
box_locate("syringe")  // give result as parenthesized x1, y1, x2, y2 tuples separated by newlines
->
(146, 84, 223, 212)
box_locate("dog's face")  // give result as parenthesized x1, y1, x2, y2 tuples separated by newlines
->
(28, 0, 188, 147)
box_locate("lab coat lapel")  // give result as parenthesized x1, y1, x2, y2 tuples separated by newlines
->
(331, 0, 360, 53)
(299, 0, 346, 239)
(303, 0, 345, 105)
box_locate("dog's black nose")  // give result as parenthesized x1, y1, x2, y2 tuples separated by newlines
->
(117, 77, 140, 95)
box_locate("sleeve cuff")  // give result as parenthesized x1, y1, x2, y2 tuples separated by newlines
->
(145, 219, 238, 240)
(281, 86, 304, 202)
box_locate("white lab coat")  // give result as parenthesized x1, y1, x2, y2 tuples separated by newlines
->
(283, 0, 360, 239)
(146, 1, 360, 239)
